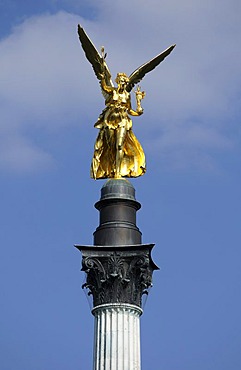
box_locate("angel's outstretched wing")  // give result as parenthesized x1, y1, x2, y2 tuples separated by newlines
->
(77, 25, 114, 96)
(126, 44, 176, 92)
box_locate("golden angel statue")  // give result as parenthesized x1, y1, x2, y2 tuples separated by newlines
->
(77, 25, 175, 179)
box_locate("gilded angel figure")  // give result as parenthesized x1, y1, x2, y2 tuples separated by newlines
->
(77, 25, 175, 179)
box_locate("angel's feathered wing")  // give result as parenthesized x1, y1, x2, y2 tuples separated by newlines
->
(126, 44, 176, 92)
(77, 25, 114, 97)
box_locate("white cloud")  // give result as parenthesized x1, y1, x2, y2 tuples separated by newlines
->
(0, 12, 88, 172)
(143, 124, 234, 172)
(0, 1, 240, 172)
(0, 134, 55, 172)
(0, 12, 84, 125)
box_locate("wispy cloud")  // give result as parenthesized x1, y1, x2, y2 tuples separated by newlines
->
(0, 12, 83, 171)
(0, 1, 240, 172)
(0, 133, 55, 172)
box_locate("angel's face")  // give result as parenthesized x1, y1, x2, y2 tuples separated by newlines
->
(116, 73, 129, 88)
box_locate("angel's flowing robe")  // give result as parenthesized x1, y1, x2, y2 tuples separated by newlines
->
(90, 83, 146, 179)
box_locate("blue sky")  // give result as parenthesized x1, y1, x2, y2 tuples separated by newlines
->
(0, 0, 241, 369)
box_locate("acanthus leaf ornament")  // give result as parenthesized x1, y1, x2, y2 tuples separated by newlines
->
(81, 248, 157, 308)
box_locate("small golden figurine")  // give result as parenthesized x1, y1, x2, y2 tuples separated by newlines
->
(78, 25, 175, 179)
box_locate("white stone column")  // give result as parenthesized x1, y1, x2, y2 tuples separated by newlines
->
(92, 303, 143, 370)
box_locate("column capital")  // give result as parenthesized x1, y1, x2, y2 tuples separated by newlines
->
(75, 244, 159, 308)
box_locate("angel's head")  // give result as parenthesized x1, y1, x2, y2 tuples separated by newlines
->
(115, 72, 129, 87)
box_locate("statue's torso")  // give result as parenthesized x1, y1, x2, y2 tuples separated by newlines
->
(112, 89, 129, 104)
(100, 89, 131, 129)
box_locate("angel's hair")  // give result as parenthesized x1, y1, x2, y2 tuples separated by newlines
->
(115, 72, 129, 84)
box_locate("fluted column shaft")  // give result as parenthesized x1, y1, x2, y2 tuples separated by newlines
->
(92, 303, 142, 370)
